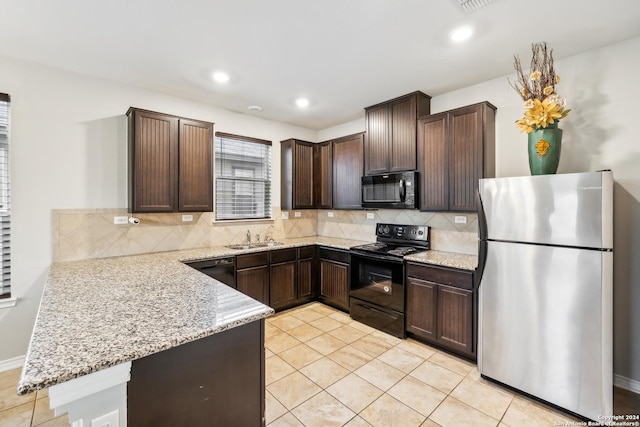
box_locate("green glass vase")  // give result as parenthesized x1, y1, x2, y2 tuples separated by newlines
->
(528, 122, 562, 175)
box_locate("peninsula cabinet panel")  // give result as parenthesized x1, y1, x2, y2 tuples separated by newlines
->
(364, 91, 431, 175)
(128, 107, 213, 213)
(315, 141, 333, 209)
(179, 118, 213, 211)
(332, 133, 364, 210)
(281, 139, 315, 210)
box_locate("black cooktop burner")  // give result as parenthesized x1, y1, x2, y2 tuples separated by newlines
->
(351, 223, 430, 258)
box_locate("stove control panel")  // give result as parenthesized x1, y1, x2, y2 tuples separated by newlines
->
(376, 223, 430, 243)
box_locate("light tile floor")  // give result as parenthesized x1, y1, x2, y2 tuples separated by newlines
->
(1, 302, 638, 426)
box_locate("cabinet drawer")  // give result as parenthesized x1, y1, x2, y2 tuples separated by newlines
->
(270, 248, 297, 264)
(318, 247, 350, 264)
(406, 263, 474, 290)
(298, 246, 315, 259)
(236, 252, 269, 269)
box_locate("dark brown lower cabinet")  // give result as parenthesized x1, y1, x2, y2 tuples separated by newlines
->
(128, 319, 265, 426)
(318, 247, 350, 311)
(406, 262, 476, 360)
(269, 248, 297, 310)
(297, 246, 316, 303)
(236, 252, 270, 305)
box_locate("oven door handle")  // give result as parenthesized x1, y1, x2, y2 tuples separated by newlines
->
(350, 251, 405, 264)
(355, 302, 399, 320)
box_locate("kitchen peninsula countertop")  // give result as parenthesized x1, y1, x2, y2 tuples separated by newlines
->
(18, 235, 476, 395)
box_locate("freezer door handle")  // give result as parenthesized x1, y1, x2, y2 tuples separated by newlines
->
(476, 189, 488, 287)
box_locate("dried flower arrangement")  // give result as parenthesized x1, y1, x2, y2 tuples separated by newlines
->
(510, 42, 571, 133)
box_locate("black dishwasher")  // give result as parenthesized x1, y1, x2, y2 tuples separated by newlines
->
(184, 257, 236, 289)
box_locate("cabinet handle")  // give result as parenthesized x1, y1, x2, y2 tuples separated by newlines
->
(399, 179, 406, 202)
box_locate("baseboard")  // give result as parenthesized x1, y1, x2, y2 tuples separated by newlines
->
(0, 355, 24, 372)
(614, 374, 640, 394)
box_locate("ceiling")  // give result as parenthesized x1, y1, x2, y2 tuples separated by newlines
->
(1, 0, 639, 130)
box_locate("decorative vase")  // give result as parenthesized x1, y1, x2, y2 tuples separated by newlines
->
(528, 122, 562, 175)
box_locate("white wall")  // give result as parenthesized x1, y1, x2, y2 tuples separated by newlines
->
(319, 36, 640, 385)
(0, 56, 317, 362)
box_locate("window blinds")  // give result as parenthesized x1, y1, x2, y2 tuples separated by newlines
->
(215, 132, 272, 220)
(0, 93, 10, 299)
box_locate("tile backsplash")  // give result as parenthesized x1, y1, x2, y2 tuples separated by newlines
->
(52, 208, 477, 262)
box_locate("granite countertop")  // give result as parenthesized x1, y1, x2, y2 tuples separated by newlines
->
(18, 235, 476, 395)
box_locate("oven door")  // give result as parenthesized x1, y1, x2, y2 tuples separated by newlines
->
(349, 252, 404, 312)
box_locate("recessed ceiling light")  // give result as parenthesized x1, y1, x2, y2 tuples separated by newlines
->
(212, 71, 230, 83)
(248, 105, 262, 112)
(450, 25, 474, 42)
(295, 98, 309, 108)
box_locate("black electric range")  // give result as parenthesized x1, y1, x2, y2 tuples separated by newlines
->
(349, 223, 430, 338)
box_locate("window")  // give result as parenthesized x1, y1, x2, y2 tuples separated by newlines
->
(215, 132, 271, 220)
(0, 93, 10, 299)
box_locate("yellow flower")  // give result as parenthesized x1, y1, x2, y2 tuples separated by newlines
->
(555, 75, 561, 84)
(524, 99, 535, 109)
(543, 86, 554, 96)
(536, 139, 550, 156)
(530, 71, 542, 81)
(516, 97, 570, 133)
(520, 87, 528, 97)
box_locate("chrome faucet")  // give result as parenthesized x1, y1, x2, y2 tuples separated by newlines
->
(264, 225, 274, 243)
(245, 229, 251, 245)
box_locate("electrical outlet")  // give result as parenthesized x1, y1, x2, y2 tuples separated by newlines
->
(281, 212, 289, 220)
(113, 216, 128, 225)
(182, 214, 193, 222)
(91, 410, 119, 427)
(366, 213, 374, 219)
(327, 212, 334, 218)
(294, 212, 301, 217)
(454, 215, 468, 224)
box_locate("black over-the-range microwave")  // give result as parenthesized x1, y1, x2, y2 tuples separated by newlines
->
(361, 171, 418, 209)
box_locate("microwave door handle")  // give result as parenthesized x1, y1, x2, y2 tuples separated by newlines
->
(399, 178, 406, 202)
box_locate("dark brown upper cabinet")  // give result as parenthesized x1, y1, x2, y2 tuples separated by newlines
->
(281, 139, 315, 210)
(364, 92, 431, 175)
(332, 133, 364, 210)
(417, 101, 496, 212)
(127, 108, 213, 213)
(314, 141, 333, 209)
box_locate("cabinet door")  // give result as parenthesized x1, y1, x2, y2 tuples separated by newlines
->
(319, 259, 349, 311)
(315, 141, 333, 209)
(270, 261, 296, 310)
(437, 284, 473, 355)
(417, 113, 449, 211)
(333, 133, 364, 210)
(236, 266, 269, 305)
(448, 104, 484, 211)
(406, 276, 438, 342)
(364, 104, 389, 175)
(294, 141, 315, 209)
(130, 110, 179, 212)
(389, 96, 417, 172)
(297, 257, 314, 301)
(179, 118, 213, 212)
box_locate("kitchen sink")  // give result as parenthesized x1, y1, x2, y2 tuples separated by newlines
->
(226, 242, 284, 250)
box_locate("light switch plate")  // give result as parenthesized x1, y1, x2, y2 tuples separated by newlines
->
(281, 212, 289, 220)
(113, 216, 128, 225)
(454, 215, 468, 224)
(294, 212, 301, 217)
(182, 214, 193, 222)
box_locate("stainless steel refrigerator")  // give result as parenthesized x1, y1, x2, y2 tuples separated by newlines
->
(477, 171, 613, 420)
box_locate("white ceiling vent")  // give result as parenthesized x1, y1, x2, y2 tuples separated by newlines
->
(454, 0, 498, 13)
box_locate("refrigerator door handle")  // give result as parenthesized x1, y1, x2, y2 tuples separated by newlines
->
(475, 189, 488, 287)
